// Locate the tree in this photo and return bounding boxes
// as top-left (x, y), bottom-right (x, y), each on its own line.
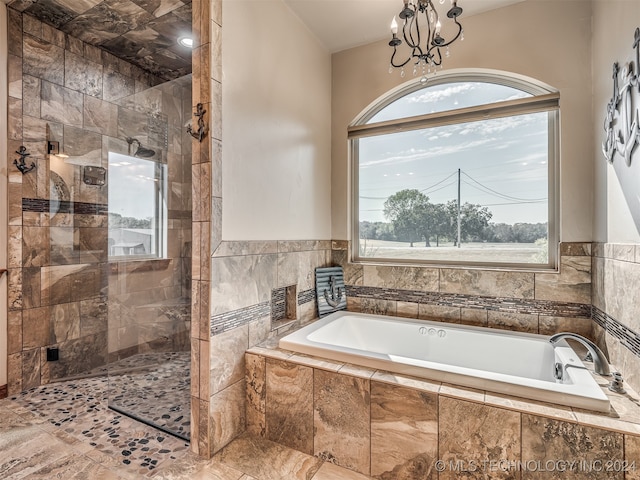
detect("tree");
top-left (441, 200), bottom-right (492, 245)
top-left (460, 203), bottom-right (492, 241)
top-left (383, 189), bottom-right (431, 247)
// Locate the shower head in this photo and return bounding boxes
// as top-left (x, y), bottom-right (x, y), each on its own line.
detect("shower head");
top-left (125, 137), bottom-right (156, 158)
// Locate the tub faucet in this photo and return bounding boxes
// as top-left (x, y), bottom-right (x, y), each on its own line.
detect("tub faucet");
top-left (549, 332), bottom-right (611, 376)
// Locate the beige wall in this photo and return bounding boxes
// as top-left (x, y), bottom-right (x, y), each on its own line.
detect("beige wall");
top-left (331, 0), bottom-right (594, 243)
top-left (1, 2), bottom-right (8, 389)
top-left (221, 0), bottom-right (332, 241)
top-left (592, 0), bottom-right (640, 242)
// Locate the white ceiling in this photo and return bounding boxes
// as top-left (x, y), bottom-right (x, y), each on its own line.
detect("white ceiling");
top-left (283, 0), bottom-right (525, 53)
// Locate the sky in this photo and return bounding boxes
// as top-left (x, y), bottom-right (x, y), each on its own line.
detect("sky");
top-left (358, 81), bottom-right (550, 225)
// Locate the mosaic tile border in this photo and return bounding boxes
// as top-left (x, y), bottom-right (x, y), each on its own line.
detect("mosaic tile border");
top-left (210, 302), bottom-right (271, 336)
top-left (297, 288), bottom-right (315, 306)
top-left (22, 198), bottom-right (108, 215)
top-left (592, 306), bottom-right (640, 359)
top-left (346, 285), bottom-right (591, 318)
top-left (271, 288), bottom-right (287, 322)
top-left (213, 288), bottom-right (318, 336)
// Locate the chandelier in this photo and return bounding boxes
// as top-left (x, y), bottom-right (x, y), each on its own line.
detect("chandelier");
top-left (388, 0), bottom-right (463, 79)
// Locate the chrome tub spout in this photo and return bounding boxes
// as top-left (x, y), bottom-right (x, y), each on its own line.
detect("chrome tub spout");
top-left (549, 332), bottom-right (611, 376)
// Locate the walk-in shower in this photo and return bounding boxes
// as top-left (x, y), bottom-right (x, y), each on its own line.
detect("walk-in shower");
top-left (5, 0), bottom-right (194, 442)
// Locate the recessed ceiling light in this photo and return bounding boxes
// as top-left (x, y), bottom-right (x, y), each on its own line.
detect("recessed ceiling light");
top-left (178, 36), bottom-right (193, 48)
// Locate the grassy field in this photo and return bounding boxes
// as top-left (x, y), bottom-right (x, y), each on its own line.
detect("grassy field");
top-left (358, 239), bottom-right (546, 264)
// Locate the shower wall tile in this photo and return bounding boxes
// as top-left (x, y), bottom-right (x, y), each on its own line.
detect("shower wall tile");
top-left (22, 34), bottom-right (64, 84)
top-left (8, 268), bottom-right (24, 310)
top-left (79, 296), bottom-right (108, 335)
top-left (439, 396), bottom-right (521, 480)
top-left (8, 8), bottom-right (23, 57)
top-left (7, 311), bottom-right (24, 355)
top-left (8, 97), bottom-right (23, 141)
top-left (40, 80), bottom-right (83, 127)
top-left (22, 227), bottom-right (50, 267)
top-left (8, 226), bottom-right (22, 269)
top-left (83, 95), bottom-right (118, 136)
top-left (521, 414), bottom-right (623, 480)
top-left (371, 381), bottom-right (438, 480)
top-left (313, 370), bottom-right (370, 475)
top-left (64, 50), bottom-right (103, 97)
top-left (22, 75), bottom-right (41, 117)
top-left (22, 306), bottom-right (50, 349)
top-left (22, 267), bottom-right (41, 309)
top-left (21, 348), bottom-right (41, 390)
top-left (265, 358), bottom-right (313, 455)
top-left (7, 353), bottom-right (22, 395)
top-left (8, 54), bottom-right (23, 99)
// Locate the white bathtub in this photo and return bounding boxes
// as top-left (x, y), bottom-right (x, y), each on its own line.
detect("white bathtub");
top-left (279, 311), bottom-right (610, 412)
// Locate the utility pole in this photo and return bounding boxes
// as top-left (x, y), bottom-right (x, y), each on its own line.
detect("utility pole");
top-left (457, 168), bottom-right (461, 248)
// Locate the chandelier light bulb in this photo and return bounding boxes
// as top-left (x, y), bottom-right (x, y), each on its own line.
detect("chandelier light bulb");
top-left (390, 17), bottom-right (398, 34)
top-left (435, 20), bottom-right (442, 34)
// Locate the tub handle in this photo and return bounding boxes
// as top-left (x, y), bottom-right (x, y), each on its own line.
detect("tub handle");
top-left (554, 362), bottom-right (563, 381)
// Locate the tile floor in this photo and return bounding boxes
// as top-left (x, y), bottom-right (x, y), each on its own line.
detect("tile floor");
top-left (0, 376), bottom-right (373, 479)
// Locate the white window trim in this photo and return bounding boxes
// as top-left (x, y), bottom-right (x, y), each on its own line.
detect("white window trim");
top-left (350, 69), bottom-right (560, 271)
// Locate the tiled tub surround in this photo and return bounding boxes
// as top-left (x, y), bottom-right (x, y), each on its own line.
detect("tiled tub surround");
top-left (331, 241), bottom-right (594, 338)
top-left (593, 243), bottom-right (640, 395)
top-left (247, 345), bottom-right (640, 480)
top-left (6, 8), bottom-right (193, 394)
top-left (200, 240), bottom-right (333, 457)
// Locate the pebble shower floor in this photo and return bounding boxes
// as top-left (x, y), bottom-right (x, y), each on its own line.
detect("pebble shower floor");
top-left (6, 353), bottom-right (191, 475)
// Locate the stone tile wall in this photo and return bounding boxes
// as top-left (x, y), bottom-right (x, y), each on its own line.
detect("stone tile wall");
top-left (6, 9), bottom-right (192, 393)
top-left (592, 243), bottom-right (640, 393)
top-left (332, 241), bottom-right (593, 338)
top-left (248, 350), bottom-right (639, 480)
top-left (202, 240), bottom-right (332, 456)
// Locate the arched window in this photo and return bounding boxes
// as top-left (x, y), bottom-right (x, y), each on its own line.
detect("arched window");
top-left (350, 71), bottom-right (559, 268)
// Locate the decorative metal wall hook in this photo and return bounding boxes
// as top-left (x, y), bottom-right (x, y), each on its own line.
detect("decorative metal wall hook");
top-left (602, 27), bottom-right (640, 166)
top-left (14, 146), bottom-right (36, 174)
top-left (323, 275), bottom-right (344, 308)
top-left (187, 103), bottom-right (209, 143)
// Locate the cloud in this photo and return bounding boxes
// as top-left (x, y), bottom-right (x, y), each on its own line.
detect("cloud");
top-left (408, 83), bottom-right (476, 103)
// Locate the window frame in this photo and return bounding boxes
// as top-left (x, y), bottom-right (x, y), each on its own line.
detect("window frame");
top-left (349, 70), bottom-right (560, 270)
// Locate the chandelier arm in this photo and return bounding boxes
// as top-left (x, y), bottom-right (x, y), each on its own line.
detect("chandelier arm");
top-left (436, 20), bottom-right (463, 48)
top-left (405, 8), bottom-right (419, 48)
top-left (390, 48), bottom-right (413, 68)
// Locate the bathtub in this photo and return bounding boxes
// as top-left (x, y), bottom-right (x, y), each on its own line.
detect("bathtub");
top-left (279, 311), bottom-right (610, 412)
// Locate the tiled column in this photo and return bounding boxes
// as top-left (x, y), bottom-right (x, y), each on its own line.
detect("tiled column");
top-left (190, 0), bottom-right (221, 458)
top-left (6, 7), bottom-right (24, 395)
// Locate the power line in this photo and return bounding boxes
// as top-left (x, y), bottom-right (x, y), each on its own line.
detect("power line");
top-left (461, 171), bottom-right (546, 202)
